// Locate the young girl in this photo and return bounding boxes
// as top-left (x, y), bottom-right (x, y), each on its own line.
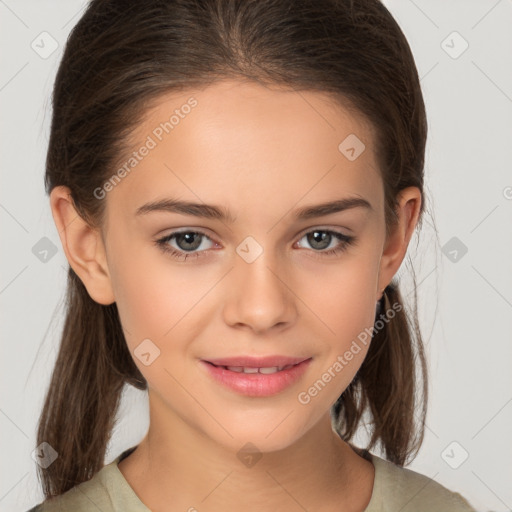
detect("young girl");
top-left (28, 0), bottom-right (477, 510)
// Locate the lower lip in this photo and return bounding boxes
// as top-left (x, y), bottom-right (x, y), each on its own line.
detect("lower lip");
top-left (199, 358), bottom-right (312, 397)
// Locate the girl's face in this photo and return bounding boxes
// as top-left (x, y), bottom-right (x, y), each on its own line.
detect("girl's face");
top-left (95, 79), bottom-right (411, 452)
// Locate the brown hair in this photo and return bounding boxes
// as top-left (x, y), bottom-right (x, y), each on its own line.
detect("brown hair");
top-left (37, 0), bottom-right (429, 499)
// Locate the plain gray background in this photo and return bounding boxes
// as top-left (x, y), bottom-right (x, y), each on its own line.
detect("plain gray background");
top-left (1, 1), bottom-right (511, 511)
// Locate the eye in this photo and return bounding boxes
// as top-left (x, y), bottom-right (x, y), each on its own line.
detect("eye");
top-left (155, 230), bottom-right (216, 261)
top-left (155, 228), bottom-right (356, 262)
top-left (295, 229), bottom-right (355, 257)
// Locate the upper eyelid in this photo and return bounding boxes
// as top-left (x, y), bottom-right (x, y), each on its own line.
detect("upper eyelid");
top-left (295, 225), bottom-right (352, 238)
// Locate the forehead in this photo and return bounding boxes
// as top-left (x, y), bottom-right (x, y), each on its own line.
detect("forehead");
top-left (105, 79), bottom-right (382, 221)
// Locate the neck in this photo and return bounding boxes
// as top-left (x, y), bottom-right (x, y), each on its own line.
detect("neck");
top-left (118, 393), bottom-right (374, 512)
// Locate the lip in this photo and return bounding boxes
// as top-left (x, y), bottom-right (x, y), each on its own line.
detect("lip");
top-left (199, 356), bottom-right (313, 397)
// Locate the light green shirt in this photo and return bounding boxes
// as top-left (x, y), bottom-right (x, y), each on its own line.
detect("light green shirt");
top-left (27, 446), bottom-right (477, 511)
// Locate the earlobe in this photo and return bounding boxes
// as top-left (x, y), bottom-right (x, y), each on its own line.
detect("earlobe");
top-left (377, 186), bottom-right (422, 296)
top-left (50, 186), bottom-right (115, 305)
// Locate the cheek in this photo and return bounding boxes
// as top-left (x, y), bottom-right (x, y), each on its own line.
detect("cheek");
top-left (109, 258), bottom-right (204, 389)
top-left (107, 242), bottom-right (197, 344)
top-left (295, 252), bottom-right (379, 339)
top-left (291, 251), bottom-right (379, 403)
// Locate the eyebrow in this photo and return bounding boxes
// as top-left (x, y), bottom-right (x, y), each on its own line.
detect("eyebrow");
top-left (135, 196), bottom-right (372, 223)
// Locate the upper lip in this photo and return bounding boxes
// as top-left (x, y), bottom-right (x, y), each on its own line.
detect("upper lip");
top-left (203, 355), bottom-right (311, 368)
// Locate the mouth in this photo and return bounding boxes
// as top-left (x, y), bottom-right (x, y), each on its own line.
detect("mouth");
top-left (199, 357), bottom-right (313, 397)
top-left (203, 355), bottom-right (310, 369)
top-left (204, 361), bottom-right (302, 374)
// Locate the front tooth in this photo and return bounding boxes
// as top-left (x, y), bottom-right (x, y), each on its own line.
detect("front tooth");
top-left (224, 366), bottom-right (285, 374)
top-left (226, 366), bottom-right (244, 372)
top-left (258, 366), bottom-right (279, 374)
top-left (242, 367), bottom-right (259, 373)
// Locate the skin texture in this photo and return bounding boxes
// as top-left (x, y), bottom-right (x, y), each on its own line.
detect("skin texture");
top-left (50, 79), bottom-right (421, 512)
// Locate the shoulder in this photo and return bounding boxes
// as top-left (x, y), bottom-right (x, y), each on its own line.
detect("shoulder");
top-left (368, 453), bottom-right (477, 512)
top-left (24, 466), bottom-right (113, 512)
top-left (26, 447), bottom-right (148, 512)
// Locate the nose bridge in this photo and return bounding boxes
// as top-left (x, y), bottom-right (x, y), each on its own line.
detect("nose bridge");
top-left (223, 236), bottom-right (296, 331)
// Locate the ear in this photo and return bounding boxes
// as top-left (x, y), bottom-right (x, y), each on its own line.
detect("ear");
top-left (50, 186), bottom-right (115, 305)
top-left (377, 186), bottom-right (422, 298)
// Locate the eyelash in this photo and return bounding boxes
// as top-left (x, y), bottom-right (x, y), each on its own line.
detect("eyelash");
top-left (155, 229), bottom-right (356, 262)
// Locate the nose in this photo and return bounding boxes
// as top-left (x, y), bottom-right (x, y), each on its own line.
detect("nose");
top-left (222, 248), bottom-right (297, 334)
